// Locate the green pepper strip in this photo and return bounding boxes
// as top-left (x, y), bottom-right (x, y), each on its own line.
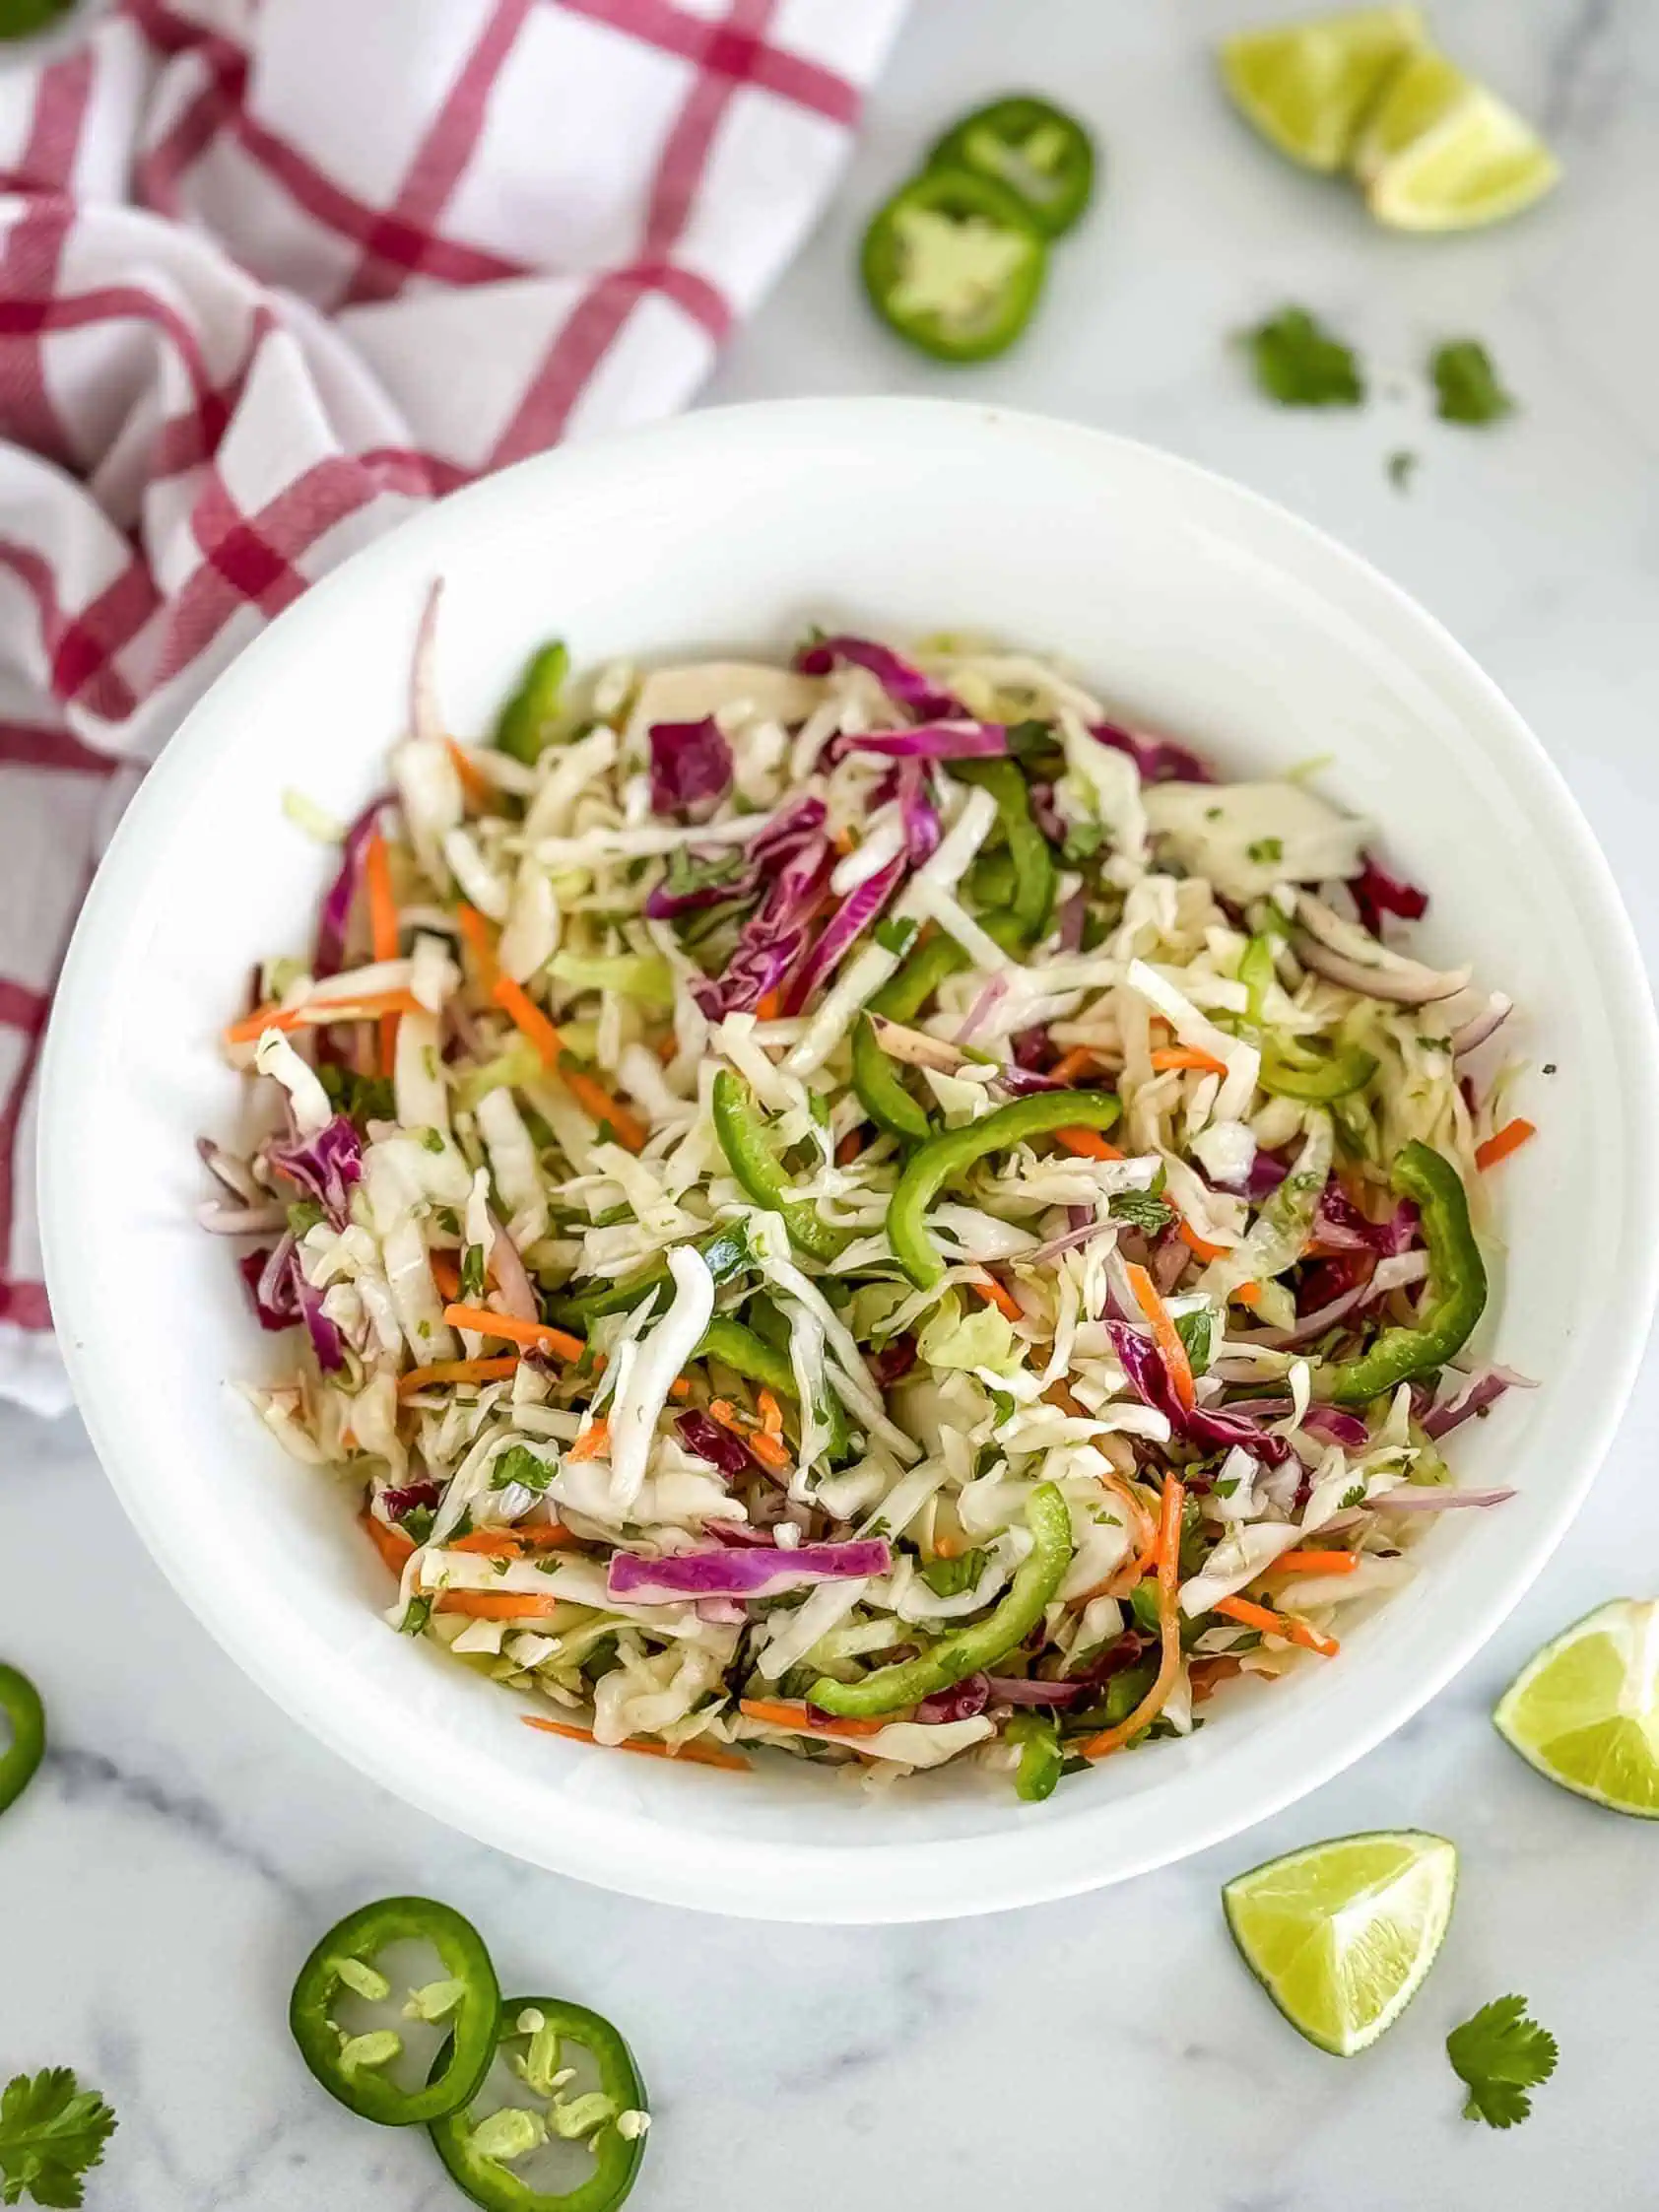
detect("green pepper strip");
top-left (888, 1090), bottom-right (1121, 1290)
top-left (852, 905), bottom-right (1034, 1144)
top-left (550, 1223), bottom-right (751, 1326)
top-left (711, 1071), bottom-right (848, 1263)
top-left (1238, 934), bottom-right (1277, 1031)
top-left (860, 166), bottom-right (1048, 365)
top-left (807, 1482), bottom-right (1074, 1719)
top-left (1316, 1141), bottom-right (1487, 1406)
top-left (928, 94), bottom-right (1097, 238)
top-left (0, 1663), bottom-right (44, 1817)
top-left (953, 759), bottom-right (1057, 941)
top-left (428, 1996), bottom-right (647, 2212)
top-left (697, 1315), bottom-right (852, 1464)
top-left (1007, 1711), bottom-right (1064, 1803)
top-left (495, 640), bottom-right (569, 765)
top-left (290, 1896), bottom-right (499, 2126)
top-left (1259, 1036), bottom-right (1378, 1103)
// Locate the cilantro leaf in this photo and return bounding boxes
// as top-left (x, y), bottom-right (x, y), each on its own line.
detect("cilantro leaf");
top-left (1246, 837), bottom-right (1283, 865)
top-left (1174, 1307), bottom-right (1215, 1374)
top-left (1109, 1187), bottom-right (1174, 1236)
top-left (1446, 1995), bottom-right (1558, 2128)
top-left (1386, 447), bottom-right (1419, 493)
top-left (1244, 307), bottom-right (1364, 408)
top-left (0, 2069), bottom-right (117, 2208)
top-left (874, 915), bottom-right (918, 957)
top-left (1430, 340), bottom-right (1514, 427)
top-left (491, 1443), bottom-right (553, 1495)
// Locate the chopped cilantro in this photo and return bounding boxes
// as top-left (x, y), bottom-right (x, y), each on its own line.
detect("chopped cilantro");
top-left (920, 1548), bottom-right (988, 1598)
top-left (1430, 339), bottom-right (1514, 427)
top-left (459, 1242), bottom-right (486, 1302)
top-left (287, 1199), bottom-right (326, 1237)
top-left (492, 1444), bottom-right (552, 1494)
top-left (0, 2068), bottom-right (117, 2209)
top-left (1244, 306), bottom-right (1364, 408)
top-left (1246, 837), bottom-right (1284, 865)
top-left (1110, 1187), bottom-right (1175, 1236)
top-left (1387, 447), bottom-right (1419, 492)
top-left (398, 1595), bottom-right (433, 1637)
top-left (875, 915), bottom-right (918, 957)
top-left (1446, 1996), bottom-right (1557, 2128)
top-left (1174, 1307), bottom-right (1215, 1374)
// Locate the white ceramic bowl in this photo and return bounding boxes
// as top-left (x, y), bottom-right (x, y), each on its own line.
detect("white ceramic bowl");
top-left (40, 398), bottom-right (1659, 1922)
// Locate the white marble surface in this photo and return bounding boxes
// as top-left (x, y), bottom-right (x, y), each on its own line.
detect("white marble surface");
top-left (7, 0), bottom-right (1659, 2204)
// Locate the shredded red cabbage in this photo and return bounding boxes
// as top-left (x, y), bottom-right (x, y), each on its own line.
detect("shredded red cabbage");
top-left (1108, 1320), bottom-right (1292, 1464)
top-left (871, 1336), bottom-right (916, 1388)
top-left (382, 1479), bottom-right (442, 1521)
top-left (1300, 1404), bottom-right (1371, 1450)
top-left (838, 722), bottom-right (1007, 762)
top-left (782, 852), bottom-right (905, 1016)
top-left (985, 1675), bottom-right (1088, 1707)
top-left (314, 794), bottom-right (393, 978)
top-left (891, 761), bottom-right (943, 864)
top-left (239, 1236), bottom-right (344, 1370)
top-left (675, 1409), bottom-right (753, 1478)
top-left (1313, 1181), bottom-right (1419, 1256)
top-left (645, 795), bottom-right (827, 921)
top-left (795, 635), bottom-right (962, 720)
top-left (607, 1537), bottom-right (891, 1602)
top-left (1091, 721), bottom-right (1213, 784)
top-left (690, 807), bottom-right (835, 1019)
top-left (267, 1112), bottom-right (363, 1229)
top-left (913, 1674), bottom-right (991, 1723)
top-left (1353, 851), bottom-right (1428, 936)
top-left (648, 717), bottom-right (733, 818)
top-left (1028, 780), bottom-right (1065, 845)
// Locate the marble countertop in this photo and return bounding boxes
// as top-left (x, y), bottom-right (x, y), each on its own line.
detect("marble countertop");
top-left (7, 0), bottom-right (1658, 2204)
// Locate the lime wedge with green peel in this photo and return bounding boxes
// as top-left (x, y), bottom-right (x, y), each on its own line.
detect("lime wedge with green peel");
top-left (1220, 7), bottom-right (1427, 172)
top-left (1359, 53), bottom-right (1560, 230)
top-left (1223, 1831), bottom-right (1458, 2055)
top-left (1493, 1599), bottom-right (1659, 1815)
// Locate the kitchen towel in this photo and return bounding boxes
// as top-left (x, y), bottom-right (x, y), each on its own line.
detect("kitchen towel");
top-left (0, 0), bottom-right (905, 1412)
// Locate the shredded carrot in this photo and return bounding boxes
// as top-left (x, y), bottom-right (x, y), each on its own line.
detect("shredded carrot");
top-left (756, 1388), bottom-right (784, 1439)
top-left (1475, 1117), bottom-right (1536, 1173)
top-left (434, 1589), bottom-right (566, 1619)
top-left (738, 1698), bottom-right (887, 1739)
top-left (932, 1534), bottom-right (962, 1561)
top-left (1189, 1655), bottom-right (1243, 1705)
top-left (363, 830), bottom-right (401, 1074)
top-left (1232, 1281), bottom-right (1262, 1308)
top-left (706, 1397), bottom-right (749, 1438)
top-left (1124, 1260), bottom-right (1196, 1412)
top-left (223, 988), bottom-right (424, 1047)
top-left (747, 1431), bottom-right (791, 1475)
top-left (522, 1714), bottom-right (749, 1771)
top-left (1055, 1127), bottom-right (1125, 1162)
top-left (1266, 1550), bottom-right (1359, 1577)
top-left (429, 1251), bottom-right (462, 1303)
top-left (446, 737), bottom-right (494, 809)
top-left (362, 1510), bottom-right (415, 1575)
top-left (397, 1355), bottom-right (519, 1398)
top-left (1050, 1045), bottom-right (1105, 1085)
top-left (971, 1274), bottom-right (1024, 1325)
top-left (449, 1524), bottom-right (575, 1556)
top-left (1176, 1218), bottom-right (1229, 1263)
top-left (440, 1305), bottom-right (586, 1362)
top-left (455, 902), bottom-right (500, 993)
top-left (1150, 1045), bottom-right (1228, 1078)
top-left (668, 1376), bottom-right (692, 1402)
top-left (564, 1067), bottom-right (648, 1153)
top-left (492, 970), bottom-right (564, 1062)
top-left (834, 1128), bottom-right (863, 1167)
top-left (1213, 1593), bottom-right (1339, 1657)
top-left (565, 1417), bottom-right (611, 1462)
top-left (1080, 1475), bottom-right (1185, 1759)
top-left (755, 988), bottom-right (784, 1021)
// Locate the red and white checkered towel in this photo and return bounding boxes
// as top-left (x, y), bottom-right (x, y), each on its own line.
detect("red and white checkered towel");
top-left (0, 0), bottom-right (904, 1412)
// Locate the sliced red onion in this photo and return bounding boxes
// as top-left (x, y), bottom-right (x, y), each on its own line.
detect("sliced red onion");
top-left (913, 1674), bottom-right (990, 1723)
top-left (838, 722), bottom-right (1007, 762)
top-left (1153, 1225), bottom-right (1187, 1296)
top-left (794, 635), bottom-right (962, 720)
top-left (1054, 888), bottom-right (1087, 953)
top-left (1300, 1404), bottom-right (1371, 1449)
top-left (985, 1675), bottom-right (1088, 1707)
top-left (997, 1066), bottom-right (1063, 1097)
top-left (649, 716), bottom-right (733, 817)
top-left (1029, 781), bottom-right (1066, 845)
top-left (198, 1197), bottom-right (289, 1236)
top-left (867, 1014), bottom-right (968, 1074)
top-left (955, 972), bottom-right (1008, 1045)
top-left (1293, 932), bottom-right (1470, 1005)
top-left (1025, 1218), bottom-right (1115, 1266)
top-left (410, 578), bottom-right (443, 746)
top-left (267, 1113), bottom-right (363, 1231)
top-left (608, 1538), bottom-right (891, 1603)
top-left (239, 1239), bottom-right (300, 1330)
top-left (1244, 1150), bottom-right (1290, 1199)
top-left (1352, 851), bottom-right (1428, 935)
top-left (197, 1135), bottom-right (263, 1204)
top-left (1372, 1485), bottom-right (1516, 1511)
top-left (314, 793), bottom-right (394, 978)
top-left (1091, 720), bottom-right (1213, 785)
top-left (782, 851), bottom-right (905, 1015)
top-left (1451, 993), bottom-right (1513, 1058)
top-left (486, 1214), bottom-right (540, 1322)
top-left (677, 1409), bottom-right (753, 1479)
top-left (1422, 1366), bottom-right (1534, 1440)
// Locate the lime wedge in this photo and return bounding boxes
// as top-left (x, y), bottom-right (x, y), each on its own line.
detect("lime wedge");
top-left (1360, 52), bottom-right (1560, 229)
top-left (1493, 1599), bottom-right (1659, 1815)
top-left (1223, 1831), bottom-right (1458, 2055)
top-left (1220, 7), bottom-right (1427, 173)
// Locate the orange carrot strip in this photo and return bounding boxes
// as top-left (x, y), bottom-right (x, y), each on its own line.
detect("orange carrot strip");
top-left (362, 1510), bottom-right (415, 1575)
top-left (492, 971), bottom-right (564, 1062)
top-left (1214, 1593), bottom-right (1340, 1657)
top-left (364, 830), bottom-right (401, 1074)
top-left (1177, 1218), bottom-right (1229, 1263)
top-left (563, 1067), bottom-right (648, 1154)
top-left (1050, 1045), bottom-right (1105, 1085)
top-left (522, 1715), bottom-right (749, 1771)
top-left (1055, 1127), bottom-right (1125, 1162)
top-left (747, 1431), bottom-right (791, 1475)
top-left (397, 1355), bottom-right (519, 1398)
top-left (738, 1698), bottom-right (887, 1740)
top-left (1124, 1260), bottom-right (1196, 1412)
top-left (932, 1534), bottom-right (962, 1562)
top-left (835, 1128), bottom-right (863, 1167)
top-left (1080, 1475), bottom-right (1185, 1759)
top-left (565, 1417), bottom-right (611, 1463)
top-left (456, 902), bottom-right (500, 992)
top-left (972, 1274), bottom-right (1024, 1324)
top-left (429, 1251), bottom-right (462, 1303)
top-left (1150, 1045), bottom-right (1228, 1077)
top-left (1266, 1551), bottom-right (1359, 1577)
top-left (440, 1306), bottom-right (586, 1363)
top-left (449, 1524), bottom-right (575, 1557)
top-left (1475, 1117), bottom-right (1536, 1173)
top-left (224, 989), bottom-right (424, 1046)
top-left (434, 1589), bottom-right (565, 1619)
top-left (1232, 1281), bottom-right (1262, 1308)
top-left (756, 1388), bottom-right (784, 1440)
top-left (446, 737), bottom-right (494, 809)
top-left (755, 988), bottom-right (784, 1021)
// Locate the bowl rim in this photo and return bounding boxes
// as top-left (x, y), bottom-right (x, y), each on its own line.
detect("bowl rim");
top-left (39, 396), bottom-right (1659, 1920)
